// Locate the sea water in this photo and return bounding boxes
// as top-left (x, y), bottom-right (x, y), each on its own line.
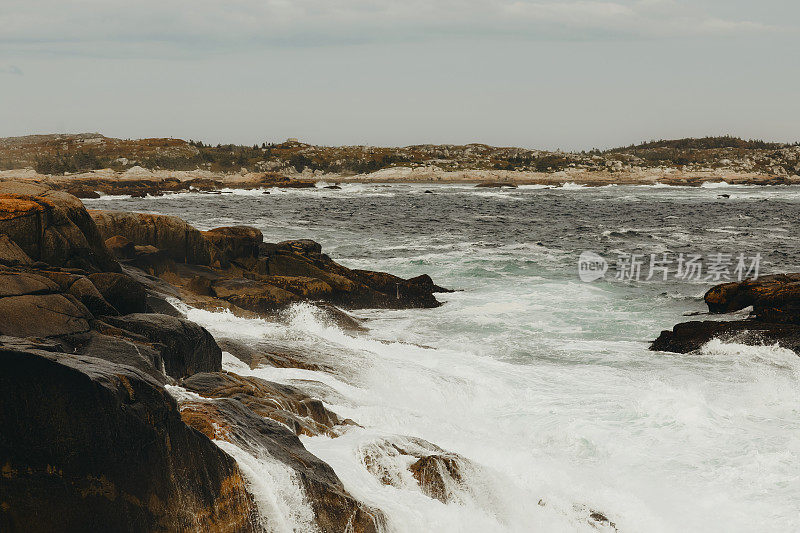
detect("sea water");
top-left (88, 183), bottom-right (800, 532)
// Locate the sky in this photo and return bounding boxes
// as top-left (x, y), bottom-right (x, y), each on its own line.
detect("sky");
top-left (1, 0), bottom-right (798, 150)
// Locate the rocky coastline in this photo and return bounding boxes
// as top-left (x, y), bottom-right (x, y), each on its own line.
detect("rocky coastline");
top-left (1, 133), bottom-right (799, 192)
top-left (0, 181), bottom-right (466, 532)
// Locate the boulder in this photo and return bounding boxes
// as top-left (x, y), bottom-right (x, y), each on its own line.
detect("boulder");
top-left (76, 329), bottom-right (168, 384)
top-left (0, 269), bottom-right (59, 296)
top-left (104, 235), bottom-right (136, 260)
top-left (650, 319), bottom-right (800, 355)
top-left (104, 313), bottom-right (222, 380)
top-left (0, 292), bottom-right (92, 338)
top-left (64, 185), bottom-right (100, 199)
top-left (203, 226), bottom-right (263, 263)
top-left (89, 210), bottom-right (212, 265)
top-left (130, 245), bottom-right (176, 275)
top-left (88, 272), bottom-right (147, 315)
top-left (0, 186), bottom-right (119, 272)
top-left (353, 270), bottom-right (445, 308)
top-left (277, 239), bottom-right (323, 256)
top-left (704, 274), bottom-right (800, 313)
top-left (360, 436), bottom-right (470, 504)
top-left (751, 283), bottom-right (800, 324)
top-left (0, 345), bottom-right (262, 532)
top-left (68, 275), bottom-right (119, 316)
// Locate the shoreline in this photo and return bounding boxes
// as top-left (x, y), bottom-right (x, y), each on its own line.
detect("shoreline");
top-left (0, 167), bottom-right (797, 198)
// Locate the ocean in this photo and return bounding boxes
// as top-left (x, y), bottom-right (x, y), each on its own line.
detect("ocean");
top-left (87, 183), bottom-right (800, 532)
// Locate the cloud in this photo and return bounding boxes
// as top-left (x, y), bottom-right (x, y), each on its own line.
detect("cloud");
top-left (0, 0), bottom-right (777, 56)
top-left (0, 65), bottom-right (23, 75)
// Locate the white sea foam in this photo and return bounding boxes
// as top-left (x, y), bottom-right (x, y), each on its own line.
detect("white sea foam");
top-left (215, 440), bottom-right (319, 533)
top-left (94, 186), bottom-right (800, 532)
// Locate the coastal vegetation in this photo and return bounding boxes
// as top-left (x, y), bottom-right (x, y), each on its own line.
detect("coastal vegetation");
top-left (1, 133), bottom-right (798, 178)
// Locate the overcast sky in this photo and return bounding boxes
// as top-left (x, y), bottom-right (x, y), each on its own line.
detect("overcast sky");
top-left (1, 0), bottom-right (797, 150)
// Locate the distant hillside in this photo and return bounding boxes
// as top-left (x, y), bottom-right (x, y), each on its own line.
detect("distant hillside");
top-left (1, 133), bottom-right (798, 178)
top-left (605, 136), bottom-right (787, 152)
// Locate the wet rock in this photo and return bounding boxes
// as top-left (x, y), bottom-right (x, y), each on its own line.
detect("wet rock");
top-left (145, 293), bottom-right (182, 317)
top-left (650, 319), bottom-right (800, 355)
top-left (179, 397), bottom-right (384, 533)
top-left (353, 270), bottom-right (445, 308)
top-left (216, 337), bottom-right (325, 371)
top-left (104, 313), bottom-right (222, 379)
top-left (76, 329), bottom-right (168, 383)
top-left (88, 272), bottom-right (148, 314)
top-left (360, 436), bottom-right (470, 504)
top-left (68, 275), bottom-right (119, 316)
top-left (91, 211), bottom-right (447, 310)
top-left (311, 302), bottom-right (368, 332)
top-left (0, 345), bottom-right (262, 532)
top-left (181, 371), bottom-right (344, 437)
top-left (410, 455), bottom-right (465, 503)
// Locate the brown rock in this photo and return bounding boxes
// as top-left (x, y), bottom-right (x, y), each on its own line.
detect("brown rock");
top-left (0, 293), bottom-right (92, 337)
top-left (0, 345), bottom-right (263, 532)
top-left (704, 274), bottom-right (800, 314)
top-left (0, 269), bottom-right (59, 296)
top-left (360, 436), bottom-right (469, 504)
top-left (0, 186), bottom-right (119, 272)
top-left (203, 226), bottom-right (263, 263)
top-left (104, 234), bottom-right (136, 260)
top-left (65, 185), bottom-right (100, 199)
top-left (264, 275), bottom-right (333, 299)
top-left (179, 396), bottom-right (384, 533)
top-left (181, 371), bottom-right (343, 437)
top-left (88, 272), bottom-right (147, 315)
top-left (104, 313), bottom-right (222, 380)
top-left (90, 209), bottom-right (212, 265)
top-left (0, 235), bottom-right (32, 265)
top-left (650, 319), bottom-right (800, 355)
top-left (212, 278), bottom-right (300, 313)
